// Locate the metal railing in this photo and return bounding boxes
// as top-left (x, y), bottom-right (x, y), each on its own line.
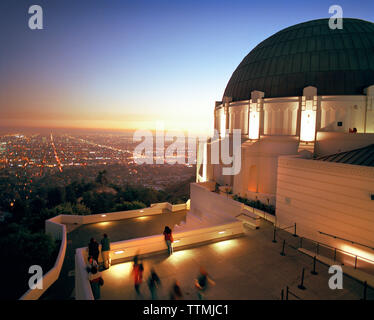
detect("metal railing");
top-left (318, 231), bottom-right (374, 251)
top-left (271, 222), bottom-right (374, 272)
top-left (299, 236), bottom-right (374, 269)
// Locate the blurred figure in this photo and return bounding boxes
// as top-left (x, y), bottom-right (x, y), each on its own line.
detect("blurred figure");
top-left (100, 233), bottom-right (111, 269)
top-left (88, 266), bottom-right (103, 300)
top-left (86, 255), bottom-right (98, 273)
top-left (170, 280), bottom-right (183, 300)
top-left (194, 266), bottom-right (215, 300)
top-left (88, 238), bottom-right (99, 264)
top-left (132, 259), bottom-right (144, 295)
top-left (147, 268), bottom-right (161, 300)
top-left (163, 226), bottom-right (173, 255)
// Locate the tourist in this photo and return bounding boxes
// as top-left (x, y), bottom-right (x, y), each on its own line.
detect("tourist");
top-left (169, 280), bottom-right (183, 300)
top-left (194, 266), bottom-right (215, 300)
top-left (88, 266), bottom-right (104, 300)
top-left (163, 226), bottom-right (174, 255)
top-left (101, 233), bottom-right (111, 269)
top-left (132, 259), bottom-right (144, 295)
top-left (147, 268), bottom-right (161, 300)
top-left (88, 238), bottom-right (99, 264)
top-left (86, 255), bottom-right (98, 273)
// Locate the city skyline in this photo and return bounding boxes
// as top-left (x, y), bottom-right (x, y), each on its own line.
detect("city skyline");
top-left (1, 0), bottom-right (373, 135)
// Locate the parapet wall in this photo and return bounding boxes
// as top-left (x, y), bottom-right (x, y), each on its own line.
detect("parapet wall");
top-left (19, 201), bottom-right (187, 300)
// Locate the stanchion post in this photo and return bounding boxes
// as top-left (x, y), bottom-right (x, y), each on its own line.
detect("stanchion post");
top-left (281, 289), bottom-right (284, 300)
top-left (280, 240), bottom-right (286, 256)
top-left (272, 228), bottom-right (277, 243)
top-left (286, 286), bottom-right (289, 300)
top-left (293, 223), bottom-right (297, 237)
top-left (298, 268), bottom-right (306, 290)
top-left (362, 281), bottom-right (367, 300)
top-left (311, 256), bottom-right (318, 275)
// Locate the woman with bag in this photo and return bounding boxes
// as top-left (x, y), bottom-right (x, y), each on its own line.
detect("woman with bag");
top-left (88, 266), bottom-right (104, 299)
top-left (163, 226), bottom-right (174, 255)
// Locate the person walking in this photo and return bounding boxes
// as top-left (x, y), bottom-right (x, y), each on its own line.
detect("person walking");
top-left (147, 268), bottom-right (161, 300)
top-left (88, 266), bottom-right (104, 300)
top-left (101, 233), bottom-right (111, 269)
top-left (194, 266), bottom-right (215, 300)
top-left (163, 226), bottom-right (174, 255)
top-left (132, 259), bottom-right (144, 295)
top-left (169, 280), bottom-right (183, 300)
top-left (88, 238), bottom-right (100, 264)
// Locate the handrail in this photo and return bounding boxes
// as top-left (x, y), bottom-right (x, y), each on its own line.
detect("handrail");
top-left (318, 231), bottom-right (374, 251)
top-left (300, 235), bottom-right (374, 265)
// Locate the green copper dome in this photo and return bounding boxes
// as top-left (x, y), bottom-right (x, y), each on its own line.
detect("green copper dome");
top-left (223, 18), bottom-right (374, 101)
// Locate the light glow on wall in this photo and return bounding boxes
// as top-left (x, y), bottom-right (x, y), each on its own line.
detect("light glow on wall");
top-left (248, 107), bottom-right (260, 140)
top-left (300, 99), bottom-right (317, 142)
top-left (340, 244), bottom-right (374, 264)
top-left (109, 262), bottom-right (133, 279)
top-left (212, 239), bottom-right (238, 252)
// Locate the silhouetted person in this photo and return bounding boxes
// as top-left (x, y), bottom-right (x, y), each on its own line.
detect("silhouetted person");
top-left (194, 266), bottom-right (215, 300)
top-left (88, 266), bottom-right (103, 300)
top-left (88, 238), bottom-right (99, 263)
top-left (86, 255), bottom-right (98, 273)
top-left (147, 268), bottom-right (161, 300)
top-left (132, 259), bottom-right (144, 295)
top-left (101, 233), bottom-right (111, 269)
top-left (163, 226), bottom-right (173, 255)
top-left (170, 280), bottom-right (183, 300)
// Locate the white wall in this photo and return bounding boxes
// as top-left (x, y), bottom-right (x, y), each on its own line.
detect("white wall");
top-left (276, 155), bottom-right (374, 256)
top-left (20, 220), bottom-right (67, 300)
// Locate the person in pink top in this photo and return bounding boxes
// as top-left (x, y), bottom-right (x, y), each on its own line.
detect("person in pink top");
top-left (163, 226), bottom-right (173, 255)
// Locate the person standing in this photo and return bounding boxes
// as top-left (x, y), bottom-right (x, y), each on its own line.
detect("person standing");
top-left (194, 266), bottom-right (215, 300)
top-left (163, 226), bottom-right (173, 255)
top-left (101, 233), bottom-right (111, 269)
top-left (88, 266), bottom-right (103, 300)
top-left (88, 238), bottom-right (99, 264)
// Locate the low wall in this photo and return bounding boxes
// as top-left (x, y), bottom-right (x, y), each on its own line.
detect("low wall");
top-left (57, 202), bottom-right (186, 226)
top-left (19, 201), bottom-right (187, 300)
top-left (75, 220), bottom-right (243, 300)
top-left (19, 219), bottom-right (67, 300)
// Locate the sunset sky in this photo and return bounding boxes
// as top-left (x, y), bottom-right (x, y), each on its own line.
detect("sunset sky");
top-left (1, 0), bottom-right (373, 134)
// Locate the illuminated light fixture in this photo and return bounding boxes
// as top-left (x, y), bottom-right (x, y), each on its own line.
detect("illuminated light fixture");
top-left (174, 240), bottom-right (180, 243)
top-left (140, 210), bottom-right (144, 213)
top-left (220, 109), bottom-right (226, 138)
top-left (218, 231), bottom-right (225, 234)
top-left (114, 250), bottom-right (124, 254)
top-left (101, 214), bottom-right (107, 217)
top-left (248, 105), bottom-right (260, 140)
top-left (300, 98), bottom-right (317, 142)
top-left (137, 216), bottom-right (148, 220)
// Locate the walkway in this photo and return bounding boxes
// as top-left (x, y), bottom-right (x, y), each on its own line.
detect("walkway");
top-left (99, 220), bottom-right (374, 300)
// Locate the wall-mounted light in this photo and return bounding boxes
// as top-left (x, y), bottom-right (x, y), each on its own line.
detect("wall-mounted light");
top-left (114, 250), bottom-right (124, 254)
top-left (174, 240), bottom-right (180, 243)
top-left (101, 214), bottom-right (107, 217)
top-left (218, 231), bottom-right (225, 234)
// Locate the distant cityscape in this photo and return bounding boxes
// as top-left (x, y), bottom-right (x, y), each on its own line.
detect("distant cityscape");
top-left (0, 131), bottom-right (196, 191)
